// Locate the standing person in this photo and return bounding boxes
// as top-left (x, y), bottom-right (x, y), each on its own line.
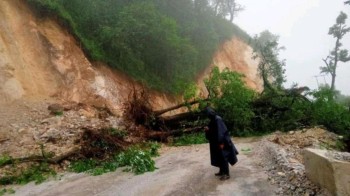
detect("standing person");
top-left (204, 107), bottom-right (239, 180)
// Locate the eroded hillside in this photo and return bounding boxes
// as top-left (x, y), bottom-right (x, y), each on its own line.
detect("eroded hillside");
top-left (0, 0), bottom-right (262, 115)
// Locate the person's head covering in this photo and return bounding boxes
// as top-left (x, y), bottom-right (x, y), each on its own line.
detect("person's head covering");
top-left (204, 107), bottom-right (216, 119)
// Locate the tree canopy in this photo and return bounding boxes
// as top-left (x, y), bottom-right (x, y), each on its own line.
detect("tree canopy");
top-left (252, 30), bottom-right (286, 91)
top-left (321, 12), bottom-right (350, 92)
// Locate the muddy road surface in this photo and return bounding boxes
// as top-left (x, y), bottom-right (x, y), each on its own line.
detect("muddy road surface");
top-left (14, 138), bottom-right (277, 196)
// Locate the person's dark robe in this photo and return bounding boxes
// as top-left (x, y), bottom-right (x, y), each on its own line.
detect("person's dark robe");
top-left (205, 115), bottom-right (238, 167)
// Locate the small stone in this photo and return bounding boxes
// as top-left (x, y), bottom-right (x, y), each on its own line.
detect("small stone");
top-left (277, 172), bottom-right (286, 176)
top-left (48, 104), bottom-right (64, 114)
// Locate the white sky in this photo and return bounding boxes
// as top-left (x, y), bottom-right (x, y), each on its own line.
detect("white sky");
top-left (235, 0), bottom-right (350, 95)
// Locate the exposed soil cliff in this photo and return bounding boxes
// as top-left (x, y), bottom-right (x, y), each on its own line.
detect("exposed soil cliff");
top-left (197, 37), bottom-right (263, 96)
top-left (0, 0), bottom-right (262, 116)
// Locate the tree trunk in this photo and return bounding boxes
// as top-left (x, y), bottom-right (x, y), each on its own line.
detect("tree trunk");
top-left (0, 147), bottom-right (80, 167)
top-left (154, 99), bottom-right (206, 116)
top-left (331, 38), bottom-right (340, 91)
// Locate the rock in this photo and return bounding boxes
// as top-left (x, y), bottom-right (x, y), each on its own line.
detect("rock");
top-left (40, 128), bottom-right (61, 141)
top-left (41, 116), bottom-right (63, 126)
top-left (289, 131), bottom-right (295, 135)
top-left (48, 104), bottom-right (64, 114)
top-left (277, 172), bottom-right (286, 177)
top-left (78, 108), bottom-right (96, 118)
top-left (19, 135), bottom-right (35, 146)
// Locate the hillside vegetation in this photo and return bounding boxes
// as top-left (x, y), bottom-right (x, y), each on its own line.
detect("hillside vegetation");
top-left (27, 0), bottom-right (250, 94)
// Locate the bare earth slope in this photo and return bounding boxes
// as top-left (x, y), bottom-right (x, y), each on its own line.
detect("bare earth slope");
top-left (0, 0), bottom-right (262, 112)
top-left (14, 139), bottom-right (277, 196)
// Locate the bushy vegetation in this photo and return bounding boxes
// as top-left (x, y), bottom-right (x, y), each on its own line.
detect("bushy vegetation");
top-left (310, 87), bottom-right (350, 136)
top-left (70, 142), bottom-right (160, 175)
top-left (26, 0), bottom-right (250, 94)
top-left (0, 188), bottom-right (15, 196)
top-left (205, 67), bottom-right (256, 135)
top-left (202, 68), bottom-right (350, 141)
top-left (172, 133), bottom-right (208, 146)
top-left (0, 162), bottom-right (56, 185)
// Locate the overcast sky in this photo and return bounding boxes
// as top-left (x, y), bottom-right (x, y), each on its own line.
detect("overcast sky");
top-left (234, 0), bottom-right (350, 95)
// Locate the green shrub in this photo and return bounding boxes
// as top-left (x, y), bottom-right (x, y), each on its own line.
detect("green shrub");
top-left (173, 133), bottom-right (207, 146)
top-left (69, 144), bottom-right (159, 176)
top-left (114, 147), bottom-right (156, 175)
top-left (0, 163), bottom-right (56, 185)
top-left (69, 159), bottom-right (98, 173)
top-left (0, 155), bottom-right (12, 167)
top-left (310, 87), bottom-right (350, 137)
top-left (0, 188), bottom-right (15, 196)
top-left (205, 67), bottom-right (256, 135)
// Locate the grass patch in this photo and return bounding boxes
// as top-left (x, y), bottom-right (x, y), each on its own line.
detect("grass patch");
top-left (0, 155), bottom-right (12, 167)
top-left (240, 148), bottom-right (252, 154)
top-left (172, 133), bottom-right (208, 146)
top-left (0, 188), bottom-right (15, 196)
top-left (0, 162), bottom-right (56, 185)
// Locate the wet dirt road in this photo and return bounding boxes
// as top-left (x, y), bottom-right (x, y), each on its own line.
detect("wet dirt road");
top-left (14, 138), bottom-right (277, 196)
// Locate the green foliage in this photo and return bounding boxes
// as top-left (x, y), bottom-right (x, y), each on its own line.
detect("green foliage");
top-left (107, 128), bottom-right (128, 139)
top-left (114, 147), bottom-right (156, 175)
top-left (253, 30), bottom-right (286, 90)
top-left (183, 83), bottom-right (199, 102)
top-left (0, 188), bottom-right (15, 196)
top-left (173, 133), bottom-right (208, 146)
top-left (320, 12), bottom-right (350, 91)
top-left (26, 0), bottom-right (250, 94)
top-left (209, 0), bottom-right (244, 22)
top-left (310, 87), bottom-right (350, 136)
top-left (205, 67), bottom-right (256, 134)
top-left (69, 144), bottom-right (159, 176)
top-left (69, 159), bottom-right (98, 173)
top-left (144, 141), bottom-right (161, 157)
top-left (0, 163), bottom-right (56, 185)
top-left (252, 90), bottom-right (312, 133)
top-left (0, 155), bottom-right (11, 167)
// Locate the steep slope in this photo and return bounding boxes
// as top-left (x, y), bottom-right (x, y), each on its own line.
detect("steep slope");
top-left (197, 37), bottom-right (263, 95)
top-left (0, 0), bottom-right (180, 116)
top-left (0, 0), bottom-right (261, 115)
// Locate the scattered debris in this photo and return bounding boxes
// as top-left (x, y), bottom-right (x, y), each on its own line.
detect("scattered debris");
top-left (255, 127), bottom-right (341, 196)
top-left (325, 151), bottom-right (350, 162)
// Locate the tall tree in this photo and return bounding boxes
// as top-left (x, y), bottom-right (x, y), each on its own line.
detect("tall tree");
top-left (253, 31), bottom-right (286, 91)
top-left (210, 0), bottom-right (244, 22)
top-left (321, 12), bottom-right (350, 91)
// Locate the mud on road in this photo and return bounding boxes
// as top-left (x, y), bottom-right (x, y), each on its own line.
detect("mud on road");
top-left (14, 138), bottom-right (276, 196)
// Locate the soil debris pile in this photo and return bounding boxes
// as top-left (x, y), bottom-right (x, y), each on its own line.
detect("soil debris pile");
top-left (0, 101), bottom-right (141, 183)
